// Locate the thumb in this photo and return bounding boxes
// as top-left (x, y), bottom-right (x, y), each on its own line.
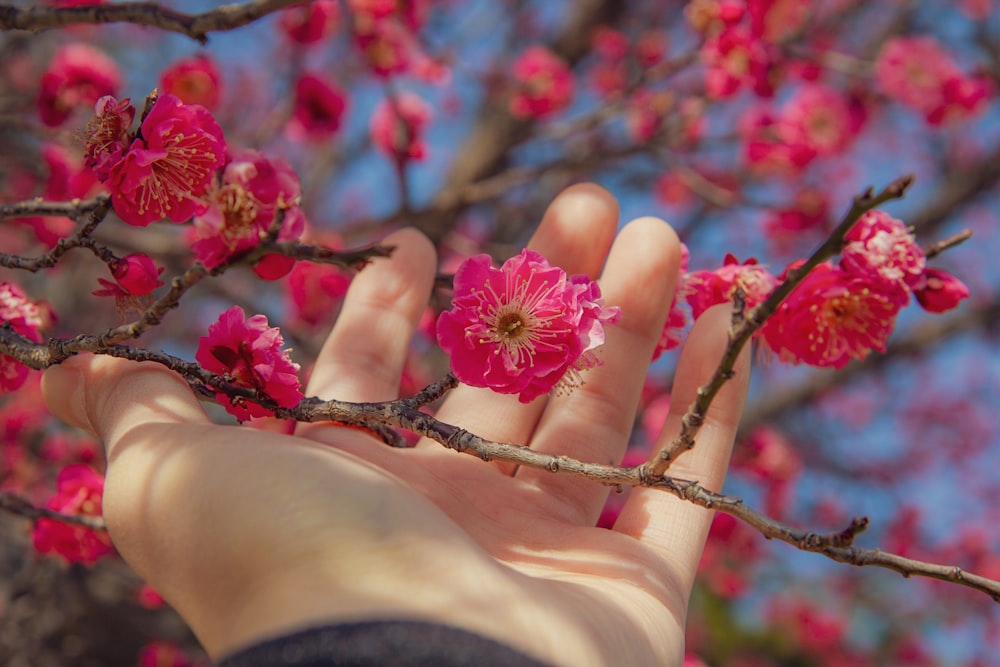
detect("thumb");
top-left (42, 354), bottom-right (211, 455)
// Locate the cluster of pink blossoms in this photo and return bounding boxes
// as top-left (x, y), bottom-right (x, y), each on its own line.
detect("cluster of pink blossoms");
top-left (509, 46), bottom-right (575, 119)
top-left (31, 464), bottom-right (113, 565)
top-left (191, 150), bottom-right (307, 279)
top-left (0, 282), bottom-right (50, 393)
top-left (437, 250), bottom-right (620, 403)
top-left (84, 93), bottom-right (226, 226)
top-left (196, 306), bottom-right (303, 421)
top-left (667, 210), bottom-right (968, 369)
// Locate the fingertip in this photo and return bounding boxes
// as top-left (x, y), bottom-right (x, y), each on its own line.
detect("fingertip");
top-left (531, 183), bottom-right (619, 277)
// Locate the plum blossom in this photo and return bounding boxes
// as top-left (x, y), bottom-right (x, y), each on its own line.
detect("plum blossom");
top-left (0, 282), bottom-right (49, 393)
top-left (31, 464), bottom-right (113, 565)
top-left (83, 95), bottom-right (135, 181)
top-left (280, 0), bottom-right (339, 44)
top-left (370, 92), bottom-right (432, 162)
top-left (105, 94), bottom-right (226, 226)
top-left (436, 249), bottom-right (620, 403)
top-left (761, 262), bottom-right (904, 369)
top-left (196, 306), bottom-right (303, 421)
top-left (93, 253), bottom-right (164, 298)
top-left (509, 47), bottom-right (575, 118)
top-left (37, 43), bottom-right (121, 127)
top-left (840, 210), bottom-right (925, 299)
top-left (191, 150), bottom-right (306, 276)
top-left (684, 253), bottom-right (778, 320)
top-left (912, 267), bottom-right (969, 313)
top-left (701, 26), bottom-right (773, 99)
top-left (289, 73), bottom-right (347, 137)
top-left (160, 54), bottom-right (223, 110)
top-left (652, 243), bottom-right (690, 360)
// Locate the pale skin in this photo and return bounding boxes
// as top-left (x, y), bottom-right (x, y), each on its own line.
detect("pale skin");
top-left (42, 184), bottom-right (750, 667)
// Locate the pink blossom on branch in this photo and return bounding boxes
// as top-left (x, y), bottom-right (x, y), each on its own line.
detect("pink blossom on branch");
top-left (370, 91), bottom-right (432, 162)
top-left (105, 94), bottom-right (226, 226)
top-left (509, 46), bottom-right (575, 119)
top-left (840, 209), bottom-right (925, 299)
top-left (912, 267), bottom-right (970, 313)
top-left (196, 306), bottom-right (303, 421)
top-left (92, 253), bottom-right (164, 298)
top-left (83, 95), bottom-right (135, 182)
top-left (761, 262), bottom-right (904, 369)
top-left (31, 464), bottom-right (113, 565)
top-left (288, 73), bottom-right (348, 138)
top-left (436, 249), bottom-right (620, 403)
top-left (191, 150), bottom-right (307, 275)
top-left (159, 54), bottom-right (223, 110)
top-left (685, 253), bottom-right (779, 320)
top-left (0, 281), bottom-right (50, 393)
top-left (37, 43), bottom-right (121, 127)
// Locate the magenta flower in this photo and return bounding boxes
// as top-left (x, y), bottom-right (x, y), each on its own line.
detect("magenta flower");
top-left (192, 150), bottom-right (306, 273)
top-left (106, 93), bottom-right (226, 226)
top-left (684, 253), bottom-right (778, 320)
top-left (288, 73), bottom-right (347, 138)
top-left (370, 91), bottom-right (432, 162)
top-left (32, 464), bottom-right (114, 565)
top-left (196, 306), bottom-right (303, 421)
top-left (93, 253), bottom-right (164, 298)
top-left (37, 43), bottom-right (121, 128)
top-left (436, 249), bottom-right (621, 403)
top-left (509, 46), bottom-right (575, 118)
top-left (0, 281), bottom-right (49, 393)
top-left (160, 54), bottom-right (223, 110)
top-left (761, 262), bottom-right (904, 369)
top-left (83, 95), bottom-right (136, 182)
top-left (840, 210), bottom-right (925, 299)
top-left (913, 267), bottom-right (970, 313)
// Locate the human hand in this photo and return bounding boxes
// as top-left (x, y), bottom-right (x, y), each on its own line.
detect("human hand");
top-left (42, 184), bottom-right (750, 667)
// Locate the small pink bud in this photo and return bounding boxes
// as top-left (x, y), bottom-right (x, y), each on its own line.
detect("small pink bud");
top-left (111, 254), bottom-right (164, 296)
top-left (914, 267), bottom-right (969, 313)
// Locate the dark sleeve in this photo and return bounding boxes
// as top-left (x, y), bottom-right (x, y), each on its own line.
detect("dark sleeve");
top-left (214, 620), bottom-right (556, 667)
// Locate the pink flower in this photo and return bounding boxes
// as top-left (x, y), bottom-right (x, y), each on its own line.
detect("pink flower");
top-left (285, 258), bottom-right (353, 329)
top-left (83, 95), bottom-right (135, 182)
top-left (92, 253), bottom-right (164, 298)
top-left (873, 36), bottom-right (990, 125)
top-left (370, 92), bottom-right (432, 162)
top-left (701, 26), bottom-right (773, 99)
top-left (509, 46), bottom-right (575, 118)
top-left (37, 43), bottom-right (121, 127)
top-left (160, 54), bottom-right (223, 110)
top-left (840, 210), bottom-right (925, 298)
top-left (436, 249), bottom-right (620, 403)
top-left (196, 306), bottom-right (303, 421)
top-left (192, 150), bottom-right (306, 272)
top-left (0, 281), bottom-right (49, 393)
top-left (747, 0), bottom-right (811, 44)
top-left (762, 262), bottom-right (904, 369)
top-left (913, 267), bottom-right (969, 313)
top-left (684, 253), bottom-right (778, 320)
top-left (280, 0), bottom-right (339, 44)
top-left (652, 243), bottom-right (690, 361)
top-left (289, 73), bottom-right (347, 137)
top-left (106, 94), bottom-right (226, 226)
top-left (31, 464), bottom-right (114, 565)
top-left (781, 84), bottom-right (864, 156)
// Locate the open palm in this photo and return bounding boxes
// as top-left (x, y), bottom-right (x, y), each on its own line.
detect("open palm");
top-left (43, 184), bottom-right (749, 667)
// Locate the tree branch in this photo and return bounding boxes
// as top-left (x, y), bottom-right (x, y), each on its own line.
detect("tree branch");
top-left (0, 0), bottom-right (303, 44)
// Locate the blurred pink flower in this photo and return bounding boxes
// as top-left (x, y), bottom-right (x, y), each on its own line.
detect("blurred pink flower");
top-left (280, 0), bottom-right (339, 44)
top-left (370, 91), bottom-right (432, 161)
top-left (436, 249), bottom-right (620, 403)
top-left (196, 306), bottom-right (303, 421)
top-left (913, 267), bottom-right (969, 313)
top-left (0, 281), bottom-right (49, 393)
top-left (31, 464), bottom-right (113, 565)
top-left (509, 46), bottom-right (574, 118)
top-left (160, 54), bottom-right (223, 110)
top-left (289, 73), bottom-right (348, 137)
top-left (37, 43), bottom-right (120, 127)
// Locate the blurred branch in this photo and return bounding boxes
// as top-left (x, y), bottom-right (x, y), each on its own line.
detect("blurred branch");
top-left (0, 489), bottom-right (106, 530)
top-left (0, 0), bottom-right (302, 44)
top-left (418, 0), bottom-right (626, 243)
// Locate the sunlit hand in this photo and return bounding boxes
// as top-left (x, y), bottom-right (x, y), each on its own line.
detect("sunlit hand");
top-left (42, 184), bottom-right (750, 667)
